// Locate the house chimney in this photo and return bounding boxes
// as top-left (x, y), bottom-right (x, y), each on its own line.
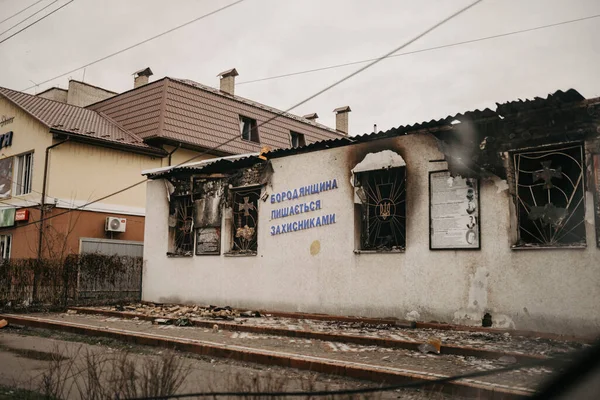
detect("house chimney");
top-left (303, 113), bottom-right (319, 122)
top-left (333, 106), bottom-right (351, 135)
top-left (133, 67), bottom-right (153, 88)
top-left (217, 68), bottom-right (239, 95)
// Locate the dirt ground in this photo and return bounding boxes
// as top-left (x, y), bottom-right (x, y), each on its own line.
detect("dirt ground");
top-left (0, 327), bottom-right (463, 400)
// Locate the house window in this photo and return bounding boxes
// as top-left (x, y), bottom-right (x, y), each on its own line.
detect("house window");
top-left (231, 187), bottom-right (260, 253)
top-left (240, 116), bottom-right (259, 143)
top-left (355, 167), bottom-right (406, 250)
top-left (15, 152), bottom-right (33, 196)
top-left (0, 157), bottom-right (13, 198)
top-left (0, 234), bottom-right (11, 260)
top-left (168, 195), bottom-right (194, 256)
top-left (290, 131), bottom-right (306, 148)
top-left (513, 144), bottom-right (586, 247)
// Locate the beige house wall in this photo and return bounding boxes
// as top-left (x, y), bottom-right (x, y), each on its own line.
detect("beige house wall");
top-left (66, 81), bottom-right (116, 107)
top-left (47, 141), bottom-right (163, 215)
top-left (162, 145), bottom-right (216, 168)
top-left (0, 97), bottom-right (52, 207)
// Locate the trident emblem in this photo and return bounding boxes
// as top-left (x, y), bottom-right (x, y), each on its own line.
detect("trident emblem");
top-left (379, 202), bottom-right (391, 220)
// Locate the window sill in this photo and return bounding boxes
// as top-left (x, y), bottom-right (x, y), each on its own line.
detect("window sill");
top-left (510, 244), bottom-right (587, 251)
top-left (354, 249), bottom-right (405, 254)
top-left (224, 251), bottom-right (257, 257)
top-left (166, 252), bottom-right (193, 258)
top-left (195, 252), bottom-right (220, 256)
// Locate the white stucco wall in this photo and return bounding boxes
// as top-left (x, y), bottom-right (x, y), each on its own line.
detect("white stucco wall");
top-left (142, 134), bottom-right (600, 336)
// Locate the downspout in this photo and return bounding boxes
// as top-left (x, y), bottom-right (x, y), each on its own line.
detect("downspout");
top-left (167, 143), bottom-right (181, 166)
top-left (37, 137), bottom-right (69, 261)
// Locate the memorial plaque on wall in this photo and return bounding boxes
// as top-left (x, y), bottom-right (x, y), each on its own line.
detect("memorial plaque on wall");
top-left (196, 227), bottom-right (221, 255)
top-left (429, 170), bottom-right (480, 250)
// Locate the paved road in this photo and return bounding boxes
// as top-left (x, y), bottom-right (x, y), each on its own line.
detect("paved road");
top-left (0, 328), bottom-right (460, 399)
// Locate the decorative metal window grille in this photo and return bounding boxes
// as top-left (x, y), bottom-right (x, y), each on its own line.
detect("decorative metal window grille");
top-left (168, 195), bottom-right (194, 256)
top-left (356, 167), bottom-right (406, 250)
top-left (231, 187), bottom-right (260, 253)
top-left (513, 144), bottom-right (586, 246)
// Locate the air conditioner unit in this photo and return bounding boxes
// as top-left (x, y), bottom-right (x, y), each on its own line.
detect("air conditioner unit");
top-left (105, 217), bottom-right (127, 233)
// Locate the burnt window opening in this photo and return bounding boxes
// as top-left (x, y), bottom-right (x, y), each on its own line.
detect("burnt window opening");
top-left (240, 116), bottom-right (259, 143)
top-left (513, 144), bottom-right (586, 247)
top-left (193, 179), bottom-right (225, 255)
top-left (290, 131), bottom-right (306, 148)
top-left (355, 167), bottom-right (406, 251)
top-left (231, 187), bottom-right (260, 254)
top-left (168, 195), bottom-right (194, 256)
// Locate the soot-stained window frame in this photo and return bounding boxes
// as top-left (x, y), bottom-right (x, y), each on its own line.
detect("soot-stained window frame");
top-left (228, 186), bottom-right (261, 255)
top-left (167, 194), bottom-right (195, 257)
top-left (355, 166), bottom-right (407, 252)
top-left (511, 143), bottom-right (587, 249)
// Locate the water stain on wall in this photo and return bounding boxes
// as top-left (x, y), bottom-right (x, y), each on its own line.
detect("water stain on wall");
top-left (310, 240), bottom-right (320, 256)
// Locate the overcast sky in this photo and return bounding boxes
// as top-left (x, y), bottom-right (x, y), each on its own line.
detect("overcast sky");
top-left (1, 0), bottom-right (599, 136)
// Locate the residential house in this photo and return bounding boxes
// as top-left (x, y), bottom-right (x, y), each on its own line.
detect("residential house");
top-left (141, 89), bottom-right (600, 336)
top-left (0, 68), bottom-right (344, 259)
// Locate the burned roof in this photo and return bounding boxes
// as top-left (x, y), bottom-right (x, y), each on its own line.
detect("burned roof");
top-left (143, 152), bottom-right (262, 178)
top-left (0, 86), bottom-right (164, 155)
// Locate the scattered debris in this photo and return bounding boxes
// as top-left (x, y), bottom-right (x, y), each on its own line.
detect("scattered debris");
top-left (67, 310), bottom-right (77, 315)
top-left (154, 318), bottom-right (170, 325)
top-left (498, 355), bottom-right (518, 364)
top-left (427, 337), bottom-right (442, 353)
top-left (174, 318), bottom-right (192, 327)
top-left (418, 343), bottom-right (439, 355)
top-left (0, 319), bottom-right (7, 329)
top-left (213, 324), bottom-right (219, 333)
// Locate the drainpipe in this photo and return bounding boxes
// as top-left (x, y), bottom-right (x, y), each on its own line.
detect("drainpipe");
top-left (167, 144), bottom-right (181, 166)
top-left (37, 137), bottom-right (69, 261)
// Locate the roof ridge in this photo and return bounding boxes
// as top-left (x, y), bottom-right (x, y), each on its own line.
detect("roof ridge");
top-left (97, 111), bottom-right (146, 144)
top-left (170, 77), bottom-right (342, 135)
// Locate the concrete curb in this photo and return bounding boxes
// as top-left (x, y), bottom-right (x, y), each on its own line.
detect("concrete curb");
top-left (70, 306), bottom-right (547, 363)
top-left (0, 314), bottom-right (536, 400)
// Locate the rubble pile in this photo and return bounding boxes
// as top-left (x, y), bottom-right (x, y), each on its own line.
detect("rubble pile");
top-left (112, 303), bottom-right (261, 321)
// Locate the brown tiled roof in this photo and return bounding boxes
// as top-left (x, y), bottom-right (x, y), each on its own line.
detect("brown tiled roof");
top-left (89, 77), bottom-right (344, 155)
top-left (0, 86), bottom-right (162, 154)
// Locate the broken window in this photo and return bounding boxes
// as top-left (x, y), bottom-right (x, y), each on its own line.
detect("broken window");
top-left (290, 131), bottom-right (306, 148)
top-left (168, 195), bottom-right (194, 256)
top-left (240, 116), bottom-right (259, 143)
top-left (355, 167), bottom-right (407, 250)
top-left (231, 187), bottom-right (260, 253)
top-left (193, 179), bottom-right (224, 255)
top-left (513, 144), bottom-right (586, 247)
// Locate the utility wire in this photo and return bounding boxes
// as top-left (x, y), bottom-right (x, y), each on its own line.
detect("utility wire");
top-left (9, 0), bottom-right (483, 231)
top-left (0, 0), bottom-right (74, 45)
top-left (0, 0), bottom-right (46, 25)
top-left (128, 354), bottom-right (569, 399)
top-left (238, 13), bottom-right (600, 85)
top-left (0, 0), bottom-right (59, 37)
top-left (19, 0), bottom-right (246, 92)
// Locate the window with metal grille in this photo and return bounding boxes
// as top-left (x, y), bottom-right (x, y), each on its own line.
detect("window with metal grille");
top-left (240, 116), bottom-right (259, 143)
top-left (168, 195), bottom-right (194, 256)
top-left (0, 234), bottom-right (11, 260)
top-left (15, 152), bottom-right (33, 196)
top-left (290, 131), bottom-right (306, 148)
top-left (355, 167), bottom-right (406, 250)
top-left (231, 187), bottom-right (260, 253)
top-left (513, 144), bottom-right (586, 247)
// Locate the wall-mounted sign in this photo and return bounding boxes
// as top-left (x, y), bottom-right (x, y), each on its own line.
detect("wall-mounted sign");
top-left (429, 170), bottom-right (480, 250)
top-left (0, 208), bottom-right (15, 227)
top-left (15, 209), bottom-right (29, 222)
top-left (269, 179), bottom-right (339, 236)
top-left (0, 131), bottom-right (13, 149)
top-left (0, 116), bottom-right (14, 127)
top-left (0, 157), bottom-right (13, 198)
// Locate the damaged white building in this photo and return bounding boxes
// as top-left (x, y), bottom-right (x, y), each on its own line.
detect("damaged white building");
top-left (141, 89), bottom-right (600, 336)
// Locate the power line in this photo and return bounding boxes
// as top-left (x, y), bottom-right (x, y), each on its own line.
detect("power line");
top-left (127, 354), bottom-right (569, 399)
top-left (0, 0), bottom-right (74, 45)
top-left (19, 0), bottom-right (247, 92)
top-left (0, 0), bottom-right (46, 25)
top-left (0, 0), bottom-right (59, 38)
top-left (237, 13), bottom-right (600, 86)
top-left (9, 0), bottom-right (484, 231)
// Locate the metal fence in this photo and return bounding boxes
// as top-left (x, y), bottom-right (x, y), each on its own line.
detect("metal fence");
top-left (0, 254), bottom-right (143, 310)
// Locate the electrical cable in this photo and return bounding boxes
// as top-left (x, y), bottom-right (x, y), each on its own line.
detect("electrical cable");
top-left (0, 0), bottom-right (59, 38)
top-left (0, 0), bottom-right (46, 25)
top-left (19, 0), bottom-right (246, 91)
top-left (237, 13), bottom-right (600, 85)
top-left (127, 353), bottom-right (571, 399)
top-left (0, 0), bottom-right (74, 45)
top-left (8, 0), bottom-right (483, 231)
